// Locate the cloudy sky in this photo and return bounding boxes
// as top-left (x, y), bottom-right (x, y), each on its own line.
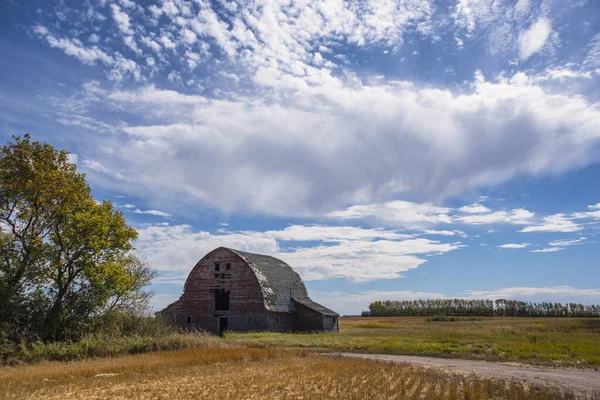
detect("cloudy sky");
top-left (2, 0), bottom-right (600, 315)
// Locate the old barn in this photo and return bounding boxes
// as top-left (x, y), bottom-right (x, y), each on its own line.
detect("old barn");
top-left (160, 247), bottom-right (339, 335)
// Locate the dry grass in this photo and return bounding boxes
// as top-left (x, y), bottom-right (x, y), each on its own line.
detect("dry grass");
top-left (227, 317), bottom-right (600, 367)
top-left (0, 347), bottom-right (577, 400)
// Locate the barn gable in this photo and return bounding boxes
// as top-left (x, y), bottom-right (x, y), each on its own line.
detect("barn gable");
top-left (160, 247), bottom-right (338, 334)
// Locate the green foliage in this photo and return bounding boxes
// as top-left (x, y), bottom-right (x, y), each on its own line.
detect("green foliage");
top-left (427, 315), bottom-right (459, 322)
top-left (0, 134), bottom-right (155, 344)
top-left (368, 299), bottom-right (600, 317)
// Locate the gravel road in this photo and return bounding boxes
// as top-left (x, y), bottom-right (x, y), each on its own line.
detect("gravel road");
top-left (327, 353), bottom-right (600, 398)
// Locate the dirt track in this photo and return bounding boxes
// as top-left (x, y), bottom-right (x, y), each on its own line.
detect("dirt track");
top-left (328, 353), bottom-right (600, 398)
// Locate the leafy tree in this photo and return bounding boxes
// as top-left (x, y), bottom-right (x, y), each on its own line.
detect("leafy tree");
top-left (0, 134), bottom-right (155, 342)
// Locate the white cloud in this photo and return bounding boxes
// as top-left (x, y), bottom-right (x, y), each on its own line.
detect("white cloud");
top-left (327, 201), bottom-right (452, 227)
top-left (548, 237), bottom-right (586, 247)
top-left (458, 203), bottom-right (491, 214)
top-left (498, 243), bottom-right (529, 249)
top-left (519, 17), bottom-right (552, 60)
top-left (534, 67), bottom-right (593, 82)
top-left (31, 3), bottom-right (600, 219)
top-left (134, 223), bottom-right (463, 283)
top-left (283, 239), bottom-right (464, 282)
top-left (262, 225), bottom-right (412, 242)
top-left (584, 32), bottom-right (600, 69)
top-left (111, 4), bottom-right (133, 35)
top-left (456, 209), bottom-right (534, 225)
top-left (423, 229), bottom-right (465, 237)
top-left (531, 247), bottom-right (563, 253)
top-left (520, 214), bottom-right (581, 233)
top-left (123, 35), bottom-right (142, 55)
top-left (82, 159), bottom-right (110, 173)
top-left (36, 27), bottom-right (113, 66)
top-left (181, 29), bottom-right (197, 45)
top-left (590, 203), bottom-right (600, 210)
top-left (133, 208), bottom-right (171, 217)
top-left (159, 35), bottom-right (176, 49)
top-left (140, 36), bottom-right (162, 53)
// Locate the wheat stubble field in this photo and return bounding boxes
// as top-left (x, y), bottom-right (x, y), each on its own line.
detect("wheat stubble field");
top-left (0, 348), bottom-right (577, 400)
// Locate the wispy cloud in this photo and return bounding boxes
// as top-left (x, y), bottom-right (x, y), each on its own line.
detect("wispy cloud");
top-left (498, 243), bottom-right (530, 249)
top-left (133, 209), bottom-right (171, 218)
top-left (531, 247), bottom-right (564, 253)
top-left (548, 237), bottom-right (587, 247)
top-left (519, 17), bottom-right (552, 60)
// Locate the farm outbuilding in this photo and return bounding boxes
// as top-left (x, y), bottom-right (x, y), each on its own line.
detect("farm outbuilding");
top-left (160, 247), bottom-right (339, 335)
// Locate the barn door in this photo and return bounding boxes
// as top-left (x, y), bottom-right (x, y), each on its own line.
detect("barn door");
top-left (218, 317), bottom-right (228, 336)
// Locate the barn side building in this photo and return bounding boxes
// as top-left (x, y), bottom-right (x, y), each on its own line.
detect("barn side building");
top-left (160, 247), bottom-right (339, 335)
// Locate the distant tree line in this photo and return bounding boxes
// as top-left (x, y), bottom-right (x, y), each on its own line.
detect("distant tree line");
top-left (366, 299), bottom-right (600, 318)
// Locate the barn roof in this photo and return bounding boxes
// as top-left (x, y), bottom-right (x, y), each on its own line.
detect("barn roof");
top-left (228, 248), bottom-right (338, 316)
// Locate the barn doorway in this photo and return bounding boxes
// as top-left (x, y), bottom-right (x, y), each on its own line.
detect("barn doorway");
top-left (215, 289), bottom-right (230, 311)
top-left (218, 317), bottom-right (228, 336)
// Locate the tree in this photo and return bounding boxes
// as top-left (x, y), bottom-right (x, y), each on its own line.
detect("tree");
top-left (0, 134), bottom-right (155, 342)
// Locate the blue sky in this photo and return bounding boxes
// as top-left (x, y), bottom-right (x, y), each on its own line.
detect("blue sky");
top-left (2, 0), bottom-right (600, 315)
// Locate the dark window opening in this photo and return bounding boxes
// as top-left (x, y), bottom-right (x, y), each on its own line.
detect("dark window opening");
top-left (214, 273), bottom-right (220, 279)
top-left (247, 316), bottom-right (253, 323)
top-left (215, 289), bottom-right (230, 311)
top-left (225, 262), bottom-right (231, 270)
top-left (186, 316), bottom-right (192, 324)
top-left (214, 262), bottom-right (220, 271)
top-left (275, 316), bottom-right (280, 324)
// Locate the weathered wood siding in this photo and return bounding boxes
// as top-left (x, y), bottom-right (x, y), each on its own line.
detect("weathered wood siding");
top-left (294, 301), bottom-right (325, 331)
top-left (323, 315), bottom-right (339, 332)
top-left (266, 311), bottom-right (295, 332)
top-left (162, 248), bottom-right (267, 334)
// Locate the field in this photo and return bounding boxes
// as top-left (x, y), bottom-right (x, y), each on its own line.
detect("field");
top-left (2, 317), bottom-right (599, 399)
top-left (227, 316), bottom-right (600, 367)
top-left (0, 347), bottom-right (575, 399)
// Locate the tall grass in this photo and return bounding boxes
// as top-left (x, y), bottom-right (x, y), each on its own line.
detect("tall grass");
top-left (5, 332), bottom-right (225, 364)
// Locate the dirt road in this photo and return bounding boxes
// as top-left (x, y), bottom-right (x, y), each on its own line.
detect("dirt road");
top-left (328, 353), bottom-right (600, 398)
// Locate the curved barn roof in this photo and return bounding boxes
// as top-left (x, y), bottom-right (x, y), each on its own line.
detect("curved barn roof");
top-left (227, 248), bottom-right (338, 316)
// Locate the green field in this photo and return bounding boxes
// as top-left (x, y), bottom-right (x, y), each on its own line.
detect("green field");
top-left (226, 316), bottom-right (600, 368)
